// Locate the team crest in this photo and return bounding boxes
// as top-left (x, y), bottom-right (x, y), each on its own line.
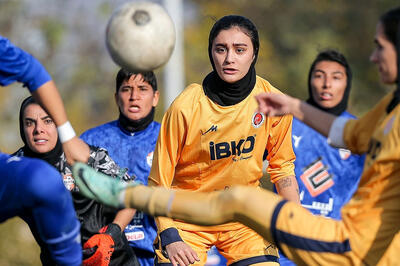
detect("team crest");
top-left (338, 148), bottom-right (351, 160)
top-left (146, 152), bottom-right (154, 167)
top-left (63, 173), bottom-right (75, 191)
top-left (252, 112), bottom-right (265, 128)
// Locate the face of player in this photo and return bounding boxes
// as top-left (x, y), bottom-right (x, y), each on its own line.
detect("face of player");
top-left (23, 103), bottom-right (58, 153)
top-left (115, 74), bottom-right (159, 121)
top-left (310, 60), bottom-right (347, 109)
top-left (211, 26), bottom-right (255, 84)
top-left (370, 22), bottom-right (397, 84)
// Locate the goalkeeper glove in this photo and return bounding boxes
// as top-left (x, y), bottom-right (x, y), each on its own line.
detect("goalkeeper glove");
top-left (82, 223), bottom-right (122, 266)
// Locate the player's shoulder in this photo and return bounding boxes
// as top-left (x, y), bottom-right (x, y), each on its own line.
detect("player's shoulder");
top-left (81, 120), bottom-right (118, 138)
top-left (144, 121), bottom-right (161, 136)
top-left (0, 36), bottom-right (8, 54)
top-left (168, 83), bottom-right (204, 112)
top-left (151, 120), bottom-right (161, 129)
top-left (340, 111), bottom-right (357, 119)
top-left (255, 76), bottom-right (284, 94)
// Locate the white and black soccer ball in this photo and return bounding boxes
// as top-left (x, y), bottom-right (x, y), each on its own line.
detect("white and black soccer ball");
top-left (106, 1), bottom-right (176, 72)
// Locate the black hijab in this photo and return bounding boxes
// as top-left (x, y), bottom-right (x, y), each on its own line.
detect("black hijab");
top-left (380, 7), bottom-right (400, 113)
top-left (19, 96), bottom-right (63, 166)
top-left (306, 50), bottom-right (352, 116)
top-left (118, 107), bottom-right (155, 133)
top-left (203, 15), bottom-right (259, 106)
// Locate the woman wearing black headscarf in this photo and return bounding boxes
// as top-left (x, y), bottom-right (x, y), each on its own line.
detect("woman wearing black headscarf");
top-left (279, 50), bottom-right (366, 266)
top-left (148, 15), bottom-right (299, 266)
top-left (14, 96), bottom-right (139, 266)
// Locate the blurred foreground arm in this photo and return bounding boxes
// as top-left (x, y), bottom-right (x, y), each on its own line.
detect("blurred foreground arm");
top-left (256, 93), bottom-right (336, 138)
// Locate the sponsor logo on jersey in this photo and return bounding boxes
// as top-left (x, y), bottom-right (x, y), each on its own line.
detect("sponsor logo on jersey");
top-left (125, 230), bottom-right (145, 241)
top-left (252, 112), bottom-right (265, 128)
top-left (300, 191), bottom-right (334, 216)
top-left (300, 157), bottom-right (334, 197)
top-left (202, 125), bottom-right (218, 135)
top-left (63, 173), bottom-right (75, 191)
top-left (209, 135), bottom-right (255, 161)
top-left (146, 151), bottom-right (154, 167)
top-left (338, 148), bottom-right (351, 160)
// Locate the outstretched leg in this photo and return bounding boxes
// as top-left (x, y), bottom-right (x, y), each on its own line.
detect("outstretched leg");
top-left (73, 163), bottom-right (282, 241)
top-left (73, 163), bottom-right (365, 265)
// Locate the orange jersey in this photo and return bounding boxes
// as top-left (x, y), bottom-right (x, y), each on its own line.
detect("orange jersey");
top-left (150, 76), bottom-right (295, 232)
top-left (273, 92), bottom-right (400, 265)
top-left (340, 92), bottom-right (400, 262)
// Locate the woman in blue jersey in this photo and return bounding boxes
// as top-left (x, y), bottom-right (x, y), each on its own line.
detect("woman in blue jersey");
top-left (0, 35), bottom-right (89, 265)
top-left (278, 50), bottom-right (365, 266)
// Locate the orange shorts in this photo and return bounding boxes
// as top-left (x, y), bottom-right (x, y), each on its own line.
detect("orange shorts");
top-left (154, 223), bottom-right (279, 265)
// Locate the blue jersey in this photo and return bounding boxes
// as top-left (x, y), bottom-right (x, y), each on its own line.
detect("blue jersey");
top-left (81, 120), bottom-right (160, 266)
top-left (0, 36), bottom-right (81, 265)
top-left (0, 36), bottom-right (51, 92)
top-left (279, 111), bottom-right (365, 266)
top-left (0, 154), bottom-right (81, 266)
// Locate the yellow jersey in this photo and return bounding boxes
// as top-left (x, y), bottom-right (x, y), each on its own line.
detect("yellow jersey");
top-left (340, 92), bottom-right (400, 262)
top-left (150, 76), bottom-right (295, 232)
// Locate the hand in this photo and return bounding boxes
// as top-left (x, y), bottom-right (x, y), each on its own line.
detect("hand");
top-left (62, 136), bottom-right (90, 165)
top-left (82, 223), bottom-right (123, 266)
top-left (165, 241), bottom-right (200, 266)
top-left (255, 93), bottom-right (295, 117)
top-left (82, 234), bottom-right (114, 266)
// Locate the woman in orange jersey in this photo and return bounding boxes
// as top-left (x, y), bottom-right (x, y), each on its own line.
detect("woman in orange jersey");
top-left (74, 6), bottom-right (400, 266)
top-left (147, 15), bottom-right (299, 266)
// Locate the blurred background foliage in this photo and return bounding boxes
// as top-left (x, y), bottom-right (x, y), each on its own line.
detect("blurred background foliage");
top-left (0, 0), bottom-right (399, 264)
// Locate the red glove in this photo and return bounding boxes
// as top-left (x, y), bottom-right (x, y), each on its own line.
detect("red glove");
top-left (83, 225), bottom-right (116, 266)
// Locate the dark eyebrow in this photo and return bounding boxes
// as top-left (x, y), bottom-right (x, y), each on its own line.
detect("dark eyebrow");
top-left (24, 117), bottom-right (36, 122)
top-left (215, 43), bottom-right (226, 47)
top-left (332, 71), bottom-right (345, 75)
top-left (233, 43), bottom-right (248, 47)
top-left (313, 69), bottom-right (344, 76)
top-left (120, 85), bottom-right (133, 89)
top-left (313, 69), bottom-right (326, 74)
top-left (41, 115), bottom-right (52, 120)
top-left (215, 42), bottom-right (248, 46)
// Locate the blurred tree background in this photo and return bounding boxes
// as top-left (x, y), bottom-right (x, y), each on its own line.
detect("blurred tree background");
top-left (0, 0), bottom-right (398, 264)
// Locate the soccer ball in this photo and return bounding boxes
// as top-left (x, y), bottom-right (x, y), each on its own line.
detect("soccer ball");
top-left (106, 1), bottom-right (176, 72)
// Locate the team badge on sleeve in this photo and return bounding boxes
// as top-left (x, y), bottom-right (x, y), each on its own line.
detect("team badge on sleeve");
top-left (339, 148), bottom-right (351, 160)
top-left (63, 173), bottom-right (76, 191)
top-left (146, 152), bottom-right (154, 167)
top-left (252, 112), bottom-right (265, 128)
